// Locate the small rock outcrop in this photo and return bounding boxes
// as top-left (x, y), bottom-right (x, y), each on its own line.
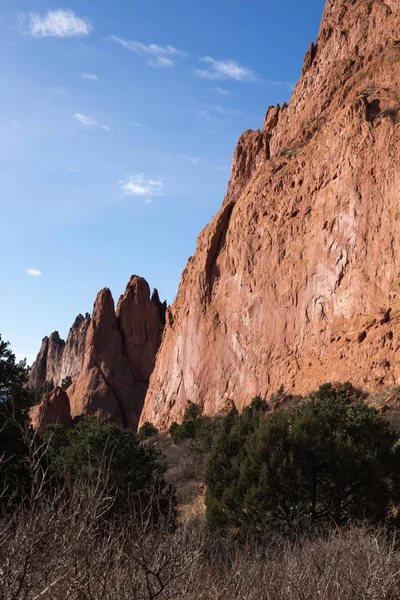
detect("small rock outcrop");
top-left (30, 388), bottom-right (72, 437)
top-left (141, 0), bottom-right (400, 428)
top-left (30, 276), bottom-right (165, 432)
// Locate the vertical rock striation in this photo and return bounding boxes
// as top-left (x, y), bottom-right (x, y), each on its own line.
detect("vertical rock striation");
top-left (30, 276), bottom-right (165, 431)
top-left (141, 0), bottom-right (400, 428)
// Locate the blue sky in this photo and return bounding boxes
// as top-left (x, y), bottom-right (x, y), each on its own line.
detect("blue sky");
top-left (1, 0), bottom-right (325, 363)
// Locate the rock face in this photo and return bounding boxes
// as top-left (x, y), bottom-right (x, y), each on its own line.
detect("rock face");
top-left (30, 276), bottom-right (165, 432)
top-left (141, 0), bottom-right (400, 429)
top-left (67, 277), bottom-right (164, 430)
top-left (58, 314), bottom-right (91, 384)
top-left (29, 316), bottom-right (90, 389)
top-left (28, 332), bottom-right (65, 389)
top-left (30, 388), bottom-right (73, 437)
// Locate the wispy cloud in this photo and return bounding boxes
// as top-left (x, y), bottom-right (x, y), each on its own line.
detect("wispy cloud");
top-left (194, 57), bottom-right (257, 82)
top-left (208, 104), bottom-right (243, 117)
top-left (213, 166), bottom-right (230, 172)
top-left (26, 268), bottom-right (42, 277)
top-left (195, 105), bottom-right (243, 121)
top-left (214, 86), bottom-right (230, 96)
top-left (195, 109), bottom-right (213, 121)
top-left (171, 154), bottom-right (200, 165)
top-left (129, 121), bottom-right (150, 132)
top-left (147, 56), bottom-right (174, 68)
top-left (73, 113), bottom-right (109, 131)
top-left (119, 174), bottom-right (164, 202)
top-left (81, 72), bottom-right (99, 82)
top-left (24, 9), bottom-right (92, 38)
top-left (108, 35), bottom-right (187, 68)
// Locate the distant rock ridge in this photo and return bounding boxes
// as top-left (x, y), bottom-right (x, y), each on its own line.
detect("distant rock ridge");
top-left (140, 0), bottom-right (400, 429)
top-left (30, 276), bottom-right (165, 432)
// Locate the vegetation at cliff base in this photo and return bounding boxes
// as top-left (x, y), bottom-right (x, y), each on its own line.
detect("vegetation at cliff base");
top-left (0, 335), bottom-right (33, 507)
top-left (205, 383), bottom-right (400, 537)
top-left (45, 416), bottom-right (173, 519)
top-left (2, 335), bottom-right (400, 598)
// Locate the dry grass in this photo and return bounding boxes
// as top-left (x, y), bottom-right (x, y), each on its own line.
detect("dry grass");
top-left (1, 497), bottom-right (400, 600)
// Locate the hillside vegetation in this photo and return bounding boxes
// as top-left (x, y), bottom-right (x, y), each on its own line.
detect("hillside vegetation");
top-left (1, 334), bottom-right (400, 598)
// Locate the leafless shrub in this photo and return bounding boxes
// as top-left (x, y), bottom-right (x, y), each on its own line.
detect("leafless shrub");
top-left (155, 436), bottom-right (205, 506)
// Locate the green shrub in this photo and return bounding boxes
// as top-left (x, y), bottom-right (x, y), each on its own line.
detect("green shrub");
top-left (168, 403), bottom-right (219, 453)
top-left (45, 416), bottom-right (175, 521)
top-left (205, 384), bottom-right (400, 538)
top-left (60, 376), bottom-right (72, 391)
top-left (138, 421), bottom-right (159, 440)
top-left (0, 335), bottom-right (33, 509)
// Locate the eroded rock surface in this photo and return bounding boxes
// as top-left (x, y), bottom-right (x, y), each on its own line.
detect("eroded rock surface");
top-left (29, 316), bottom-right (90, 390)
top-left (30, 388), bottom-right (72, 437)
top-left (30, 276), bottom-right (165, 431)
top-left (141, 0), bottom-right (400, 428)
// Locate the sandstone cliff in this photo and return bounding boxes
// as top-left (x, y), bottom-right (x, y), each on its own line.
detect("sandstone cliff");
top-left (29, 315), bottom-right (90, 389)
top-left (141, 0), bottom-right (400, 428)
top-left (30, 276), bottom-right (165, 431)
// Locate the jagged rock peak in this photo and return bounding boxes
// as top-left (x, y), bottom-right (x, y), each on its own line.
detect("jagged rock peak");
top-left (141, 0), bottom-right (400, 429)
top-left (151, 288), bottom-right (167, 326)
top-left (28, 332), bottom-right (65, 390)
top-left (31, 275), bottom-right (165, 432)
top-left (117, 275), bottom-right (165, 381)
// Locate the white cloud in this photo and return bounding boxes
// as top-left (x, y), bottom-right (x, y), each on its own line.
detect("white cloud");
top-left (195, 105), bottom-right (243, 122)
top-left (68, 167), bottom-right (78, 172)
top-left (73, 113), bottom-right (109, 131)
top-left (108, 35), bottom-right (186, 68)
top-left (194, 57), bottom-right (257, 82)
top-left (129, 121), bottom-right (150, 132)
top-left (147, 56), bottom-right (174, 68)
top-left (26, 9), bottom-right (91, 38)
top-left (119, 174), bottom-right (164, 201)
top-left (195, 109), bottom-right (213, 121)
top-left (172, 154), bottom-right (200, 164)
top-left (81, 72), bottom-right (99, 82)
top-left (214, 166), bottom-right (230, 172)
top-left (214, 86), bottom-right (230, 96)
top-left (208, 104), bottom-right (243, 117)
top-left (26, 268), bottom-right (42, 277)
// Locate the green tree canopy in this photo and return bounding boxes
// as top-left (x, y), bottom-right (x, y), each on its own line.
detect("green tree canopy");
top-left (205, 384), bottom-right (400, 538)
top-left (0, 335), bottom-right (33, 509)
top-left (45, 416), bottom-right (175, 520)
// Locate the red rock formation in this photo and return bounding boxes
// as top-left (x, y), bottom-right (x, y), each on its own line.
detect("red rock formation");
top-left (116, 276), bottom-right (164, 382)
top-left (29, 332), bottom-right (65, 389)
top-left (58, 314), bottom-right (91, 384)
top-left (30, 388), bottom-right (72, 437)
top-left (31, 275), bottom-right (165, 432)
top-left (141, 0), bottom-right (400, 428)
top-left (66, 288), bottom-right (141, 429)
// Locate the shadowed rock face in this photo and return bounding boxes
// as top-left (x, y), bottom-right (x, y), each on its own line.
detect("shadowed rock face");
top-left (30, 276), bottom-right (165, 432)
top-left (141, 0), bottom-right (400, 429)
top-left (58, 314), bottom-right (91, 384)
top-left (30, 388), bottom-right (72, 437)
top-left (28, 332), bottom-right (65, 390)
top-left (28, 317), bottom-right (90, 390)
